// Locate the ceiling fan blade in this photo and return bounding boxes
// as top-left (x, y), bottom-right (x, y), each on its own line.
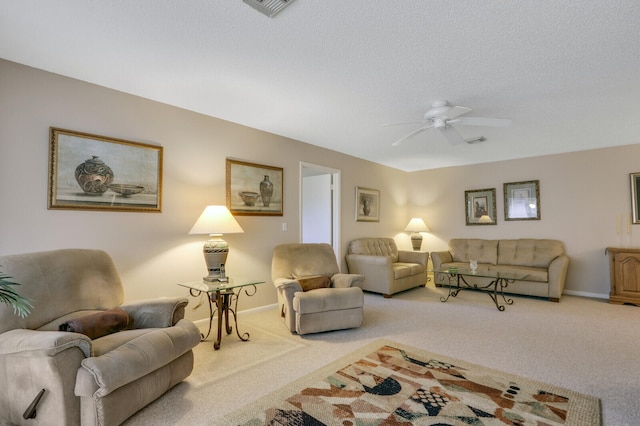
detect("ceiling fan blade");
top-left (381, 120), bottom-right (425, 127)
top-left (442, 105), bottom-right (472, 120)
top-left (391, 125), bottom-right (433, 146)
top-left (438, 125), bottom-right (466, 146)
top-left (453, 116), bottom-right (512, 127)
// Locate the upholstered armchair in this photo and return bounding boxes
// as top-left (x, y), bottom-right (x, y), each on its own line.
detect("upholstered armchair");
top-left (0, 249), bottom-right (201, 426)
top-left (271, 243), bottom-right (365, 335)
top-left (346, 237), bottom-right (428, 297)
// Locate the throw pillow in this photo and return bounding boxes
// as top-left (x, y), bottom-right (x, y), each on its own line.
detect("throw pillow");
top-left (59, 308), bottom-right (129, 340)
top-left (297, 275), bottom-right (331, 292)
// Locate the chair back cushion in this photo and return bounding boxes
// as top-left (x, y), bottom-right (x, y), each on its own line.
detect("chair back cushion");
top-left (0, 249), bottom-right (124, 334)
top-left (272, 243), bottom-right (340, 281)
top-left (347, 238), bottom-right (399, 262)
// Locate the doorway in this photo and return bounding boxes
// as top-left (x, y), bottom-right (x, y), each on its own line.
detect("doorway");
top-left (300, 162), bottom-right (341, 259)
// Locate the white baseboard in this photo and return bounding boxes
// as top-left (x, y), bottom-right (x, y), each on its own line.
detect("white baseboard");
top-left (563, 289), bottom-right (609, 300)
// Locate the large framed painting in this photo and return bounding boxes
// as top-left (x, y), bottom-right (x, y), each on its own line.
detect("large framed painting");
top-left (504, 180), bottom-right (540, 221)
top-left (48, 127), bottom-right (163, 212)
top-left (226, 159), bottom-right (283, 216)
top-left (355, 186), bottom-right (380, 222)
top-left (465, 188), bottom-right (497, 225)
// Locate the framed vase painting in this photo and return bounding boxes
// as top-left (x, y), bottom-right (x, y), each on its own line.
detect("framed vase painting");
top-left (226, 159), bottom-right (283, 216)
top-left (48, 127), bottom-right (163, 212)
top-left (465, 188), bottom-right (497, 225)
top-left (355, 186), bottom-right (380, 222)
top-left (504, 180), bottom-right (540, 221)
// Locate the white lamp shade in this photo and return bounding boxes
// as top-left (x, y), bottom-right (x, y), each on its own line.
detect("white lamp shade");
top-left (189, 206), bottom-right (244, 235)
top-left (404, 218), bottom-right (430, 233)
top-left (477, 214), bottom-right (494, 223)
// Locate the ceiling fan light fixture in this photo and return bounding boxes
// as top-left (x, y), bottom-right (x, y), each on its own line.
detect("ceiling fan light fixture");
top-left (243, 0), bottom-right (296, 18)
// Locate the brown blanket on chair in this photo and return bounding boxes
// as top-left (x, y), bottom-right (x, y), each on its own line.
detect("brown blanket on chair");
top-left (59, 308), bottom-right (129, 340)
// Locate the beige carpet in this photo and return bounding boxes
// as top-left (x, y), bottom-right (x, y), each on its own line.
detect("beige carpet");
top-left (220, 339), bottom-right (601, 425)
top-left (124, 286), bottom-right (640, 425)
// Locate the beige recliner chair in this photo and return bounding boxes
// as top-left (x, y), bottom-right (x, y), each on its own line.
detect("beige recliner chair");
top-left (346, 237), bottom-right (428, 297)
top-left (272, 243), bottom-right (365, 335)
top-left (0, 249), bottom-right (201, 426)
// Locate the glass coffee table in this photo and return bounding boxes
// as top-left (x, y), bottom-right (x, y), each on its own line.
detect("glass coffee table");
top-left (178, 279), bottom-right (265, 349)
top-left (432, 267), bottom-right (530, 311)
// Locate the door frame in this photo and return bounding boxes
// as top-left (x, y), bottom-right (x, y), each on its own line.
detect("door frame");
top-left (299, 162), bottom-right (341, 260)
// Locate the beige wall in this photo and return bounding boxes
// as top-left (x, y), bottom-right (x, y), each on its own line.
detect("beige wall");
top-left (409, 142), bottom-right (640, 298)
top-left (0, 59), bottom-right (409, 321)
top-left (2, 58), bottom-right (638, 320)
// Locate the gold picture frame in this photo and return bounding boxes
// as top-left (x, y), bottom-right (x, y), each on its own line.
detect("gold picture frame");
top-left (355, 186), bottom-right (380, 222)
top-left (226, 159), bottom-right (283, 216)
top-left (465, 188), bottom-right (497, 225)
top-left (48, 127), bottom-right (162, 212)
top-left (504, 180), bottom-right (540, 221)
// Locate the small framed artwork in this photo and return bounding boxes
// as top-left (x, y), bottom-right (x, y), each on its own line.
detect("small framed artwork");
top-left (504, 180), bottom-right (540, 221)
top-left (48, 127), bottom-right (163, 212)
top-left (465, 188), bottom-right (497, 225)
top-left (355, 186), bottom-right (380, 222)
top-left (630, 173), bottom-right (640, 224)
top-left (226, 159), bottom-right (283, 216)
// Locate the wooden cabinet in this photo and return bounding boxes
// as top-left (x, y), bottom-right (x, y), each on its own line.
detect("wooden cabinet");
top-left (607, 247), bottom-right (640, 305)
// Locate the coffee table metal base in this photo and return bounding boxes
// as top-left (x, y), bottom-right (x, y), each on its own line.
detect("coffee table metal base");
top-left (436, 272), bottom-right (515, 311)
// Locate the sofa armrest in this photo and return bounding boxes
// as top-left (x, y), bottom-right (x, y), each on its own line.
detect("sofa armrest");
top-left (430, 251), bottom-right (453, 269)
top-left (398, 250), bottom-right (429, 265)
top-left (272, 278), bottom-right (303, 332)
top-left (120, 297), bottom-right (188, 329)
top-left (331, 273), bottom-right (365, 288)
top-left (0, 329), bottom-right (91, 358)
top-left (548, 254), bottom-right (570, 300)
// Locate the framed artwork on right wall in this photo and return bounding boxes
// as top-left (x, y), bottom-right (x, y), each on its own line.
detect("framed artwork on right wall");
top-left (504, 180), bottom-right (540, 221)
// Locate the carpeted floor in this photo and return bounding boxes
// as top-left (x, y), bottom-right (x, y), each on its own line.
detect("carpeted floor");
top-left (221, 339), bottom-right (601, 425)
top-left (124, 285), bottom-right (640, 425)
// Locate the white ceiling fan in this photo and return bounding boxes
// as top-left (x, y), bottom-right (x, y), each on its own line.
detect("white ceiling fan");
top-left (384, 100), bottom-right (511, 146)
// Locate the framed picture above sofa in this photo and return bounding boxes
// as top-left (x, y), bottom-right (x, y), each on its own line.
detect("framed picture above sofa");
top-left (355, 186), bottom-right (379, 222)
top-left (504, 180), bottom-right (540, 221)
top-left (465, 188), bottom-right (496, 225)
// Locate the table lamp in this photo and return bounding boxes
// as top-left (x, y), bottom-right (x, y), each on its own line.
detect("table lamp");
top-left (189, 205), bottom-right (244, 282)
top-left (404, 217), bottom-right (430, 251)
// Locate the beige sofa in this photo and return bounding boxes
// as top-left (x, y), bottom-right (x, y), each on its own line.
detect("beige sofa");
top-left (0, 249), bottom-right (201, 426)
top-left (346, 237), bottom-right (428, 297)
top-left (430, 239), bottom-right (569, 302)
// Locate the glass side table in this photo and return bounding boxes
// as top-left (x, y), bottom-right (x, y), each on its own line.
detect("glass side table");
top-left (178, 279), bottom-right (265, 350)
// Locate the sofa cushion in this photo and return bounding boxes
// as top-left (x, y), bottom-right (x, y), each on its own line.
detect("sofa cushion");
top-left (393, 263), bottom-right (426, 279)
top-left (498, 239), bottom-right (564, 268)
top-left (348, 238), bottom-right (399, 263)
top-left (297, 275), bottom-right (331, 292)
top-left (450, 239), bottom-right (498, 264)
top-left (489, 265), bottom-right (549, 283)
top-left (58, 308), bottom-right (129, 340)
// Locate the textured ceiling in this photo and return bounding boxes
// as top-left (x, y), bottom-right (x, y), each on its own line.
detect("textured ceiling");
top-left (2, 1), bottom-right (639, 171)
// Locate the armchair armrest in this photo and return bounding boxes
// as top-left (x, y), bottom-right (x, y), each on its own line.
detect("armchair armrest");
top-left (398, 250), bottom-right (428, 265)
top-left (119, 297), bottom-right (188, 329)
top-left (0, 329), bottom-right (91, 358)
top-left (430, 251), bottom-right (453, 269)
top-left (331, 273), bottom-right (365, 288)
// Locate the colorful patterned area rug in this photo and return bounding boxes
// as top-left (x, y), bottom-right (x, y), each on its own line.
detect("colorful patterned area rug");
top-left (220, 339), bottom-right (600, 426)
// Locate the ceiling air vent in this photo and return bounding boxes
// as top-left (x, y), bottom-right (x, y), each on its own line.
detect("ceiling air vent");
top-left (243, 0), bottom-right (296, 18)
